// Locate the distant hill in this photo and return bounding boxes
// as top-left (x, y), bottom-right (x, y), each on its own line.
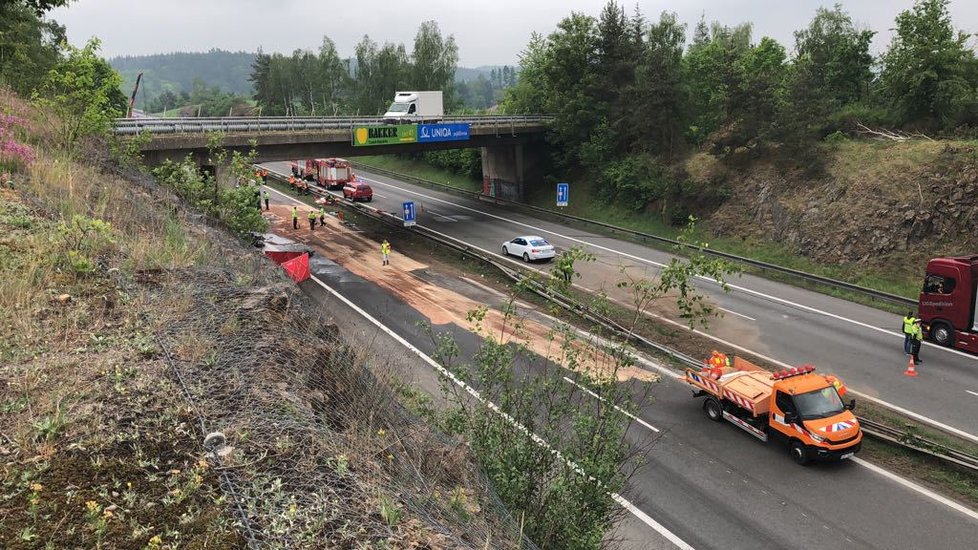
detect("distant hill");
top-left (110, 50), bottom-right (514, 110)
top-left (110, 49), bottom-right (257, 101)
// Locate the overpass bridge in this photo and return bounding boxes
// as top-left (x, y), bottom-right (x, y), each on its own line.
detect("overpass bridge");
top-left (114, 115), bottom-right (553, 200)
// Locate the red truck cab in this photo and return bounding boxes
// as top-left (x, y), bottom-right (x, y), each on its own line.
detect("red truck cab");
top-left (918, 255), bottom-right (978, 352)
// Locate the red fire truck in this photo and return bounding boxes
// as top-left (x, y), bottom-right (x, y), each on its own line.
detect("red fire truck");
top-left (918, 255), bottom-right (978, 353)
top-left (303, 158), bottom-right (354, 190)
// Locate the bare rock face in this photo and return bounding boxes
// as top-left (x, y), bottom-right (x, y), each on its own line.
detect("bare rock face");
top-left (238, 285), bottom-right (291, 313)
top-left (706, 143), bottom-right (978, 271)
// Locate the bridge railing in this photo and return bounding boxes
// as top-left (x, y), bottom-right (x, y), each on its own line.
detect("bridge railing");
top-left (111, 115), bottom-right (554, 135)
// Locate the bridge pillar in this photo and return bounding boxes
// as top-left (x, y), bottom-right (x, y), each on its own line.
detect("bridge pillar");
top-left (200, 162), bottom-right (243, 189)
top-left (481, 144), bottom-right (525, 201)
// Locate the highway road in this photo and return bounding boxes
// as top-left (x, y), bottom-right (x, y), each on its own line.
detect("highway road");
top-left (263, 161), bottom-right (978, 443)
top-left (260, 179), bottom-right (978, 549)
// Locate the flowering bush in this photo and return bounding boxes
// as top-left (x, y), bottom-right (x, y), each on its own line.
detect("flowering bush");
top-left (0, 113), bottom-right (36, 171)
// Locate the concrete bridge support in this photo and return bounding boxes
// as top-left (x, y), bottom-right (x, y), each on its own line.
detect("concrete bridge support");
top-left (480, 143), bottom-right (545, 202)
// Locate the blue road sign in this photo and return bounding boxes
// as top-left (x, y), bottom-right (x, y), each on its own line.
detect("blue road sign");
top-left (403, 201), bottom-right (417, 227)
top-left (556, 182), bottom-right (569, 207)
top-left (417, 123), bottom-right (471, 143)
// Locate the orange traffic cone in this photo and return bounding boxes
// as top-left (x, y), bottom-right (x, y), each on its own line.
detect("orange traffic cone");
top-left (904, 356), bottom-right (919, 377)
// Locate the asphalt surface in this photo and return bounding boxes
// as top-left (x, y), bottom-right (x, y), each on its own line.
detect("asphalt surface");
top-left (264, 161), bottom-right (978, 442)
top-left (261, 181), bottom-right (978, 549)
top-left (301, 243), bottom-right (977, 550)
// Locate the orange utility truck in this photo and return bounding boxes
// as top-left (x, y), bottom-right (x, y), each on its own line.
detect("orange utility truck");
top-left (684, 356), bottom-right (862, 464)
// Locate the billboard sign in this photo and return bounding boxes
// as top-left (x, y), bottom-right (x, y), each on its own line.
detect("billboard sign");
top-left (352, 125), bottom-right (417, 147)
top-left (417, 123), bottom-right (471, 143)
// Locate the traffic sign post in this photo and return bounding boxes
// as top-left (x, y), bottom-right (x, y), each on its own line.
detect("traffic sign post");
top-left (402, 201), bottom-right (416, 227)
top-left (556, 182), bottom-right (569, 207)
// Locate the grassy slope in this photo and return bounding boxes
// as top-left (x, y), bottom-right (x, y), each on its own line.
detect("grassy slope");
top-left (0, 94), bottom-right (519, 547)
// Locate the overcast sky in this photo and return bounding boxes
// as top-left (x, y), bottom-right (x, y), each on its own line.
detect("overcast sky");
top-left (50, 0), bottom-right (977, 66)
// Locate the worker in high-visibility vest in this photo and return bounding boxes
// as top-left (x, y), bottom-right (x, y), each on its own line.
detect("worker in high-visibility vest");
top-left (288, 175), bottom-right (297, 192)
top-left (706, 350), bottom-right (729, 379)
top-left (263, 189), bottom-right (270, 211)
top-left (319, 207), bottom-right (326, 227)
top-left (291, 206), bottom-right (298, 230)
top-left (381, 240), bottom-right (391, 266)
top-left (825, 374), bottom-right (847, 397)
top-left (307, 209), bottom-right (317, 231)
top-left (902, 311), bottom-right (917, 355)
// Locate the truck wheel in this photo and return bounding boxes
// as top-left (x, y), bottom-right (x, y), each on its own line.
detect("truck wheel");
top-left (789, 440), bottom-right (810, 465)
top-left (703, 398), bottom-right (723, 422)
top-left (930, 321), bottom-right (953, 347)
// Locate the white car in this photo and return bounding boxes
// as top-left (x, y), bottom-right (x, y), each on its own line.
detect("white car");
top-left (501, 236), bottom-right (556, 262)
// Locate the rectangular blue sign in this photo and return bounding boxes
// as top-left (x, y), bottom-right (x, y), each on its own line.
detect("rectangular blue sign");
top-left (417, 123), bottom-right (471, 143)
top-left (557, 182), bottom-right (569, 207)
top-left (403, 201), bottom-right (416, 227)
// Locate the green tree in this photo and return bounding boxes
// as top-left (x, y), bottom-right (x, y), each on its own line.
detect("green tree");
top-left (592, 1), bottom-right (644, 157)
top-left (793, 4), bottom-right (875, 106)
top-left (728, 37), bottom-right (787, 148)
top-left (880, 0), bottom-right (978, 128)
top-left (634, 11), bottom-right (686, 158)
top-left (34, 37), bottom-right (126, 155)
top-left (682, 22), bottom-right (753, 145)
top-left (409, 21), bottom-right (459, 107)
top-left (0, 2), bottom-right (66, 95)
top-left (10, 0), bottom-right (72, 15)
top-left (353, 36), bottom-right (409, 115)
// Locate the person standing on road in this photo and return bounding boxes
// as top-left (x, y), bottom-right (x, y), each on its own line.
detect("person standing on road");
top-left (292, 206), bottom-right (298, 230)
top-left (263, 190), bottom-right (270, 211)
top-left (902, 311), bottom-right (917, 355)
top-left (261, 169), bottom-right (269, 184)
top-left (381, 239), bottom-right (391, 266)
top-left (308, 210), bottom-right (317, 231)
top-left (319, 207), bottom-right (326, 227)
top-left (910, 319), bottom-right (924, 364)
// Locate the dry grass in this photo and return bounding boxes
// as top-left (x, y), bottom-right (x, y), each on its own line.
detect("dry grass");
top-left (1, 89), bottom-right (524, 548)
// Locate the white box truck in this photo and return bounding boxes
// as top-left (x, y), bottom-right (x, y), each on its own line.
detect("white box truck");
top-left (383, 91), bottom-right (443, 124)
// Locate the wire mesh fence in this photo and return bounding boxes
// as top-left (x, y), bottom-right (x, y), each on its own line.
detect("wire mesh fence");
top-left (135, 263), bottom-right (532, 548)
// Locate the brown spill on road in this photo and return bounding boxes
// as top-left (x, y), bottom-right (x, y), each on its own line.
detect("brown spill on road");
top-left (267, 202), bottom-right (655, 383)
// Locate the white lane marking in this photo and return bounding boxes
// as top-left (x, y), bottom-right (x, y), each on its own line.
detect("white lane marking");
top-left (562, 376), bottom-right (660, 433)
top-left (272, 180), bottom-right (978, 522)
top-left (374, 192), bottom-right (387, 199)
top-left (852, 458), bottom-right (978, 521)
top-left (306, 272), bottom-right (693, 548)
top-left (718, 307), bottom-right (755, 321)
top-left (364, 172), bottom-right (975, 358)
top-left (427, 210), bottom-right (456, 222)
top-left (359, 175), bottom-right (978, 442)
top-left (967, 390), bottom-right (978, 397)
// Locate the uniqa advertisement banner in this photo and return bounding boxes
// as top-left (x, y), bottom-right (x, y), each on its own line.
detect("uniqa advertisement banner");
top-left (352, 125), bottom-right (418, 147)
top-left (417, 123), bottom-right (471, 143)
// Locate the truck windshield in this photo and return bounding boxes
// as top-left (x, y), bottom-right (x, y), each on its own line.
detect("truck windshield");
top-left (387, 103), bottom-right (410, 113)
top-left (794, 387), bottom-right (844, 420)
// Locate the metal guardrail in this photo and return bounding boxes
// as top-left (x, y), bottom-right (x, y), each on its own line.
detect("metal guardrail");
top-left (349, 161), bottom-right (917, 308)
top-left (859, 418), bottom-right (978, 473)
top-left (111, 115), bottom-right (554, 136)
top-left (260, 166), bottom-right (978, 475)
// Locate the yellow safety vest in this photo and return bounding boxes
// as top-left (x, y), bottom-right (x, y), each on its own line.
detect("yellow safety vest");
top-left (903, 316), bottom-right (916, 335)
top-left (308, 211), bottom-right (317, 220)
top-left (292, 209), bottom-right (298, 219)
